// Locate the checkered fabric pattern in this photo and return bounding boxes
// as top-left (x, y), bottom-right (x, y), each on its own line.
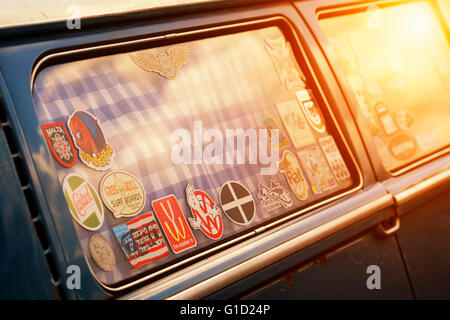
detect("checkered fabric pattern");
top-left (33, 26), bottom-right (345, 285)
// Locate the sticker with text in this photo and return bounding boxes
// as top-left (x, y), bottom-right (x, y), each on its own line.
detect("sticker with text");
top-left (152, 195), bottom-right (197, 254)
top-left (67, 110), bottom-right (114, 171)
top-left (112, 212), bottom-right (169, 268)
top-left (41, 122), bottom-right (76, 167)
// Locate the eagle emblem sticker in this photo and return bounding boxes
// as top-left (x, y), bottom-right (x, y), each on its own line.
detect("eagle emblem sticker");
top-left (264, 37), bottom-right (306, 91)
top-left (278, 150), bottom-right (308, 201)
top-left (257, 179), bottom-right (293, 212)
top-left (62, 173), bottom-right (104, 231)
top-left (100, 171), bottom-right (146, 219)
top-left (41, 122), bottom-right (76, 167)
top-left (186, 184), bottom-right (223, 240)
top-left (219, 181), bottom-right (255, 226)
top-left (112, 212), bottom-right (169, 268)
top-left (129, 46), bottom-right (189, 80)
top-left (67, 110), bottom-right (114, 171)
top-left (296, 90), bottom-right (326, 133)
top-left (152, 195), bottom-right (197, 254)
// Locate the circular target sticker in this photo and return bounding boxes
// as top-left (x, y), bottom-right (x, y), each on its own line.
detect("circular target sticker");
top-left (219, 181), bottom-right (255, 226)
top-left (99, 171), bottom-right (146, 219)
top-left (62, 173), bottom-right (104, 231)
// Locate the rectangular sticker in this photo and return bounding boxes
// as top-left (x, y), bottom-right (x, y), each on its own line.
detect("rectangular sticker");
top-left (152, 195), bottom-right (197, 254)
top-left (297, 146), bottom-right (337, 194)
top-left (276, 100), bottom-right (316, 149)
top-left (112, 212), bottom-right (169, 268)
top-left (319, 136), bottom-right (351, 181)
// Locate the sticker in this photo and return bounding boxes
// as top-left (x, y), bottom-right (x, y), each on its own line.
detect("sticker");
top-left (100, 171), bottom-right (146, 219)
top-left (278, 150), bottom-right (308, 200)
top-left (62, 173), bottom-right (104, 231)
top-left (394, 110), bottom-right (414, 131)
top-left (257, 179), bottom-right (293, 212)
top-left (375, 103), bottom-right (398, 136)
top-left (185, 184), bottom-right (223, 240)
top-left (41, 122), bottom-right (76, 167)
top-left (264, 115), bottom-right (289, 149)
top-left (414, 130), bottom-right (442, 153)
top-left (151, 195), bottom-right (197, 254)
top-left (389, 134), bottom-right (417, 160)
top-left (112, 213), bottom-right (169, 268)
top-left (67, 110), bottom-right (114, 171)
top-left (276, 100), bottom-right (315, 149)
top-left (373, 136), bottom-right (392, 168)
top-left (89, 234), bottom-right (116, 272)
top-left (219, 181), bottom-right (255, 226)
top-left (319, 136), bottom-right (351, 181)
top-left (264, 37), bottom-right (306, 91)
top-left (297, 146), bottom-right (337, 195)
top-left (296, 90), bottom-right (326, 133)
top-left (129, 46), bottom-right (189, 80)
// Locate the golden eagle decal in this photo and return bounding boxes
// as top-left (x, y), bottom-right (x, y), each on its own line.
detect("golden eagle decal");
top-left (129, 46), bottom-right (189, 80)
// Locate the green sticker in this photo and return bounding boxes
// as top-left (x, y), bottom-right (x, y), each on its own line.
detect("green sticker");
top-left (62, 173), bottom-right (104, 231)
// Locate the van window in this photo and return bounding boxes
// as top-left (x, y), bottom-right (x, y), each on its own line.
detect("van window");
top-left (319, 1), bottom-right (450, 172)
top-left (33, 25), bottom-right (355, 286)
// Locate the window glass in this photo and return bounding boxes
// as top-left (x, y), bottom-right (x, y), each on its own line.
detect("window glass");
top-left (320, 1), bottom-right (450, 171)
top-left (437, 0), bottom-right (450, 27)
top-left (33, 26), bottom-right (354, 286)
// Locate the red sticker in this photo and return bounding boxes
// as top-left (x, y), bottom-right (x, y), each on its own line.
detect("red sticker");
top-left (152, 195), bottom-right (197, 254)
top-left (41, 122), bottom-right (76, 167)
top-left (185, 184), bottom-right (223, 240)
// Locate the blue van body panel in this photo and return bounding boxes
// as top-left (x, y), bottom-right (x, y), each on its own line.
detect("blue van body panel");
top-left (0, 128), bottom-right (55, 299)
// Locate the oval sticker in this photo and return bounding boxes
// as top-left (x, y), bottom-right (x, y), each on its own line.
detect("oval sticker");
top-left (62, 173), bottom-right (104, 231)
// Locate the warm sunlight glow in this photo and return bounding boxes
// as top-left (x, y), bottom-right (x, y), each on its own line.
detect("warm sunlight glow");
top-left (320, 1), bottom-right (450, 172)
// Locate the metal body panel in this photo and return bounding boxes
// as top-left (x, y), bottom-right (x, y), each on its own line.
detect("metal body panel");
top-left (396, 188), bottom-right (450, 299)
top-left (238, 231), bottom-right (412, 300)
top-left (0, 128), bottom-right (55, 299)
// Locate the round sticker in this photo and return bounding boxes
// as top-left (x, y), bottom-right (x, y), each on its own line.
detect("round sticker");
top-left (62, 173), bottom-right (104, 231)
top-left (219, 181), bottom-right (255, 226)
top-left (99, 171), bottom-right (146, 219)
top-left (89, 234), bottom-right (116, 272)
top-left (389, 134), bottom-right (417, 161)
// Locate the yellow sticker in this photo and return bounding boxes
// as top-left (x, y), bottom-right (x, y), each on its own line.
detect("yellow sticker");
top-left (100, 171), bottom-right (146, 219)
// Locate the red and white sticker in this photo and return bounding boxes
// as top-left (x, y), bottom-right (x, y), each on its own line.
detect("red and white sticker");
top-left (185, 184), bottom-right (223, 240)
top-left (151, 195), bottom-right (197, 254)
